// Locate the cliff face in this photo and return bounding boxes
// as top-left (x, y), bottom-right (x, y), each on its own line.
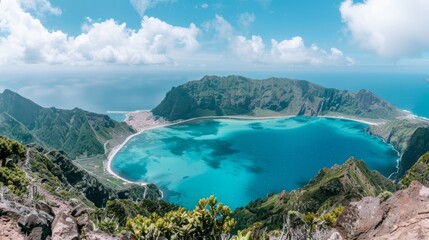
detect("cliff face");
top-left (41, 148), bottom-right (161, 208)
top-left (401, 152), bottom-right (429, 187)
top-left (0, 90), bottom-right (135, 159)
top-left (232, 158), bottom-right (395, 231)
top-left (152, 75), bottom-right (405, 121)
top-left (369, 119), bottom-right (429, 178)
top-left (330, 181), bottom-right (429, 240)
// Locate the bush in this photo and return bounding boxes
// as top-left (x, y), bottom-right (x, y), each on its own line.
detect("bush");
top-left (126, 195), bottom-right (236, 239)
top-left (0, 166), bottom-right (29, 196)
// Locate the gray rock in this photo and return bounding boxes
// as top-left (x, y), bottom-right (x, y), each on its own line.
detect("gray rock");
top-left (71, 204), bottom-right (87, 218)
top-left (51, 212), bottom-right (79, 240)
top-left (336, 197), bottom-right (383, 239)
top-left (335, 181), bottom-right (429, 240)
top-left (18, 210), bottom-right (53, 240)
top-left (36, 201), bottom-right (55, 218)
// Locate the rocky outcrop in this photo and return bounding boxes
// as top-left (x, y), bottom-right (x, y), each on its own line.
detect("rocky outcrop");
top-left (0, 195), bottom-right (54, 240)
top-left (152, 75), bottom-right (405, 121)
top-left (333, 181), bottom-right (429, 240)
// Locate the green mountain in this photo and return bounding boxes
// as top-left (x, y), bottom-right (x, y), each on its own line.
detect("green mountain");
top-left (152, 75), bottom-right (406, 121)
top-left (0, 89), bottom-right (135, 159)
top-left (401, 152), bottom-right (429, 187)
top-left (232, 157), bottom-right (396, 231)
top-left (369, 119), bottom-right (429, 178)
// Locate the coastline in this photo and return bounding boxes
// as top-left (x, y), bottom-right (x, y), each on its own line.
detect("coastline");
top-left (106, 111), bottom-right (390, 185)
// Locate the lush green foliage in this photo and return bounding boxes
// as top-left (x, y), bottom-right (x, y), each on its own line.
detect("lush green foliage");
top-left (319, 206), bottom-right (346, 226)
top-left (0, 136), bottom-right (25, 167)
top-left (125, 195), bottom-right (236, 239)
top-left (0, 165), bottom-right (29, 196)
top-left (92, 198), bottom-right (179, 234)
top-left (0, 136), bottom-right (28, 195)
top-left (401, 152), bottom-right (429, 188)
top-left (0, 90), bottom-right (135, 159)
top-left (233, 158), bottom-right (395, 231)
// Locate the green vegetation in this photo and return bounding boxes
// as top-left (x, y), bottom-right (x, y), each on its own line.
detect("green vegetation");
top-left (0, 165), bottom-right (29, 196)
top-left (125, 195), bottom-right (235, 239)
top-left (0, 136), bottom-right (28, 195)
top-left (94, 198), bottom-right (179, 228)
top-left (0, 136), bottom-right (25, 167)
top-left (0, 89), bottom-right (135, 159)
top-left (233, 158), bottom-right (395, 231)
top-left (152, 75), bottom-right (405, 121)
top-left (401, 152), bottom-right (429, 188)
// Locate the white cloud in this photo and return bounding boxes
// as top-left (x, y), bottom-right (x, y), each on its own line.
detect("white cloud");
top-left (340, 0), bottom-right (429, 59)
top-left (130, 0), bottom-right (175, 17)
top-left (0, 0), bottom-right (199, 65)
top-left (201, 3), bottom-right (209, 9)
top-left (18, 0), bottom-right (61, 16)
top-left (210, 16), bottom-right (353, 66)
top-left (238, 12), bottom-right (255, 31)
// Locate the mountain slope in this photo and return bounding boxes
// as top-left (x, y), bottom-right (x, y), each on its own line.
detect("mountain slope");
top-left (0, 89), bottom-right (135, 159)
top-left (152, 75), bottom-right (406, 121)
top-left (369, 119), bottom-right (429, 178)
top-left (232, 158), bottom-right (396, 231)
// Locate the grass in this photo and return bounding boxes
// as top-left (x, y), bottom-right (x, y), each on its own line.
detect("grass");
top-left (73, 155), bottom-right (129, 190)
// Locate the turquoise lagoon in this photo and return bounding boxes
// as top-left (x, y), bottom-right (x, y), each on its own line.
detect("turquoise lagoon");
top-left (111, 117), bottom-right (398, 209)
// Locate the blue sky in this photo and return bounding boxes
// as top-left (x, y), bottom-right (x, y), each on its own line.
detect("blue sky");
top-left (0, 0), bottom-right (428, 71)
top-left (0, 0), bottom-right (428, 113)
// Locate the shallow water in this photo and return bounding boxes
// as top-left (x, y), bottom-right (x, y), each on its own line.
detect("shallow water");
top-left (111, 117), bottom-right (398, 209)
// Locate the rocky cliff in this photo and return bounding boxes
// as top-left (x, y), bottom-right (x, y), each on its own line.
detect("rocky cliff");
top-left (0, 89), bottom-right (135, 159)
top-left (328, 181), bottom-right (429, 240)
top-left (152, 75), bottom-right (406, 121)
top-left (232, 158), bottom-right (396, 231)
top-left (369, 119), bottom-right (429, 178)
top-left (0, 136), bottom-right (163, 240)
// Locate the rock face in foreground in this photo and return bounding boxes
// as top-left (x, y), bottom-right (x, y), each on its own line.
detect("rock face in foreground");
top-left (333, 181), bottom-right (429, 240)
top-left (152, 75), bottom-right (405, 121)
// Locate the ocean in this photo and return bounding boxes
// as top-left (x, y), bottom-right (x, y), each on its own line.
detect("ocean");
top-left (111, 117), bottom-right (398, 209)
top-left (1, 71), bottom-right (428, 118)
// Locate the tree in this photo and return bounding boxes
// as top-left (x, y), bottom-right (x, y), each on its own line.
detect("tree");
top-left (0, 136), bottom-right (26, 167)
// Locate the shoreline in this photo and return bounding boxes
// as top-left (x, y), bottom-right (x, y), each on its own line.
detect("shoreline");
top-left (106, 111), bottom-right (390, 185)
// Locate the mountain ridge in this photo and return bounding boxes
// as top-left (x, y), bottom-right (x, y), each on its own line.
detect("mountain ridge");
top-left (0, 89), bottom-right (135, 159)
top-left (152, 75), bottom-right (406, 121)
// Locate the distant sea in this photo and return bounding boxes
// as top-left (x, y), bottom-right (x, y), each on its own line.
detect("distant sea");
top-left (104, 72), bottom-right (429, 120)
top-left (111, 117), bottom-right (398, 209)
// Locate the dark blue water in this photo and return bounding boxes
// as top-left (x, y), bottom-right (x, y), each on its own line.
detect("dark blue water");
top-left (111, 117), bottom-right (398, 209)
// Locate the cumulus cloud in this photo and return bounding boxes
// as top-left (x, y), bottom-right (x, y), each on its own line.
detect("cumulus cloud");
top-left (340, 0), bottom-right (429, 59)
top-left (18, 0), bottom-right (61, 16)
top-left (0, 0), bottom-right (199, 65)
top-left (210, 16), bottom-right (353, 66)
top-left (238, 12), bottom-right (255, 32)
top-left (130, 0), bottom-right (176, 17)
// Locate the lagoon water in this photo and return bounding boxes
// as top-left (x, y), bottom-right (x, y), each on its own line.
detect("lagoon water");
top-left (111, 117), bottom-right (398, 209)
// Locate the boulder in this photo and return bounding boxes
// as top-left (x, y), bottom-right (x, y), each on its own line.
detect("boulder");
top-left (336, 197), bottom-right (383, 239)
top-left (36, 201), bottom-right (55, 218)
top-left (335, 181), bottom-right (429, 240)
top-left (71, 204), bottom-right (87, 218)
top-left (51, 212), bottom-right (79, 240)
top-left (18, 210), bottom-right (53, 240)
